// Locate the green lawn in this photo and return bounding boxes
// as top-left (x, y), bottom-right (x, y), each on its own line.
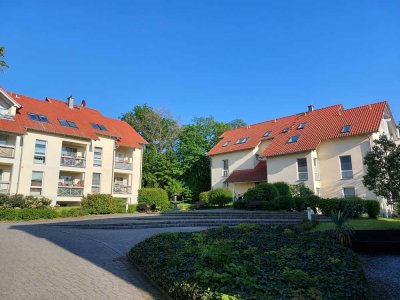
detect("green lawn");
top-left (314, 217), bottom-right (400, 231)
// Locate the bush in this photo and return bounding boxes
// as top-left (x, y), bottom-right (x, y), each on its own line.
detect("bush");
top-left (57, 207), bottom-right (88, 218)
top-left (317, 197), bottom-right (364, 218)
top-left (256, 183), bottom-right (279, 202)
top-left (272, 182), bottom-right (291, 197)
top-left (290, 183), bottom-right (314, 198)
top-left (243, 187), bottom-right (264, 201)
top-left (304, 195), bottom-right (319, 213)
top-left (260, 200), bottom-right (277, 211)
top-left (127, 204), bottom-right (137, 213)
top-left (208, 188), bottom-right (232, 207)
top-left (7, 194), bottom-right (25, 208)
top-left (233, 199), bottom-right (247, 209)
top-left (294, 197), bottom-right (306, 211)
top-left (199, 191), bottom-right (209, 203)
top-left (24, 196), bottom-right (52, 208)
top-left (0, 193), bottom-right (9, 207)
top-left (130, 225), bottom-right (368, 299)
top-left (0, 208), bottom-right (57, 221)
top-left (81, 194), bottom-right (125, 214)
top-left (273, 195), bottom-right (294, 211)
top-left (137, 203), bottom-right (148, 212)
top-left (0, 194), bottom-right (52, 209)
top-left (138, 188), bottom-right (169, 210)
top-left (364, 200), bottom-right (380, 218)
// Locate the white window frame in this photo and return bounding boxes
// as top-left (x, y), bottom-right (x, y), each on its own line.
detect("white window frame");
top-left (222, 159), bottom-right (229, 177)
top-left (92, 173), bottom-right (101, 194)
top-left (343, 187), bottom-right (356, 198)
top-left (34, 140), bottom-right (47, 164)
top-left (30, 171), bottom-right (44, 195)
top-left (313, 158), bottom-right (320, 181)
top-left (297, 158), bottom-right (308, 181)
top-left (94, 147), bottom-right (102, 166)
top-left (340, 155), bottom-right (353, 179)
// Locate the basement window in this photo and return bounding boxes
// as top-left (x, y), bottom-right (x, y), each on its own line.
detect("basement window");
top-left (288, 135), bottom-right (300, 143)
top-left (297, 123), bottom-right (306, 129)
top-left (92, 123), bottom-right (108, 131)
top-left (28, 113), bottom-right (49, 123)
top-left (59, 119), bottom-right (78, 128)
top-left (341, 125), bottom-right (352, 133)
top-left (263, 130), bottom-right (272, 137)
top-left (222, 140), bottom-right (231, 147)
top-left (235, 137), bottom-right (249, 144)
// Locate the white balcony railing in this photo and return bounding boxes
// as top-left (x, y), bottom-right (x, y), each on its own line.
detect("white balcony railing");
top-left (0, 181), bottom-right (10, 194)
top-left (113, 185), bottom-right (132, 194)
top-left (114, 161), bottom-right (133, 170)
top-left (57, 186), bottom-right (84, 197)
top-left (60, 156), bottom-right (86, 168)
top-left (0, 145), bottom-right (15, 158)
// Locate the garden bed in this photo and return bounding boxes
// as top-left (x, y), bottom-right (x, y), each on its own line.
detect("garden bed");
top-left (129, 225), bottom-right (368, 299)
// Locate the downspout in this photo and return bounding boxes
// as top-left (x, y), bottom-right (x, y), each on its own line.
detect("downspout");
top-left (111, 141), bottom-right (116, 195)
top-left (16, 135), bottom-right (25, 194)
top-left (139, 144), bottom-right (144, 189)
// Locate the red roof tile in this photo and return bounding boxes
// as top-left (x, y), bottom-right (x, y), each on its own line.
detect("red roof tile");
top-left (208, 102), bottom-right (389, 157)
top-left (1, 89), bottom-right (147, 148)
top-left (226, 161), bottom-right (268, 183)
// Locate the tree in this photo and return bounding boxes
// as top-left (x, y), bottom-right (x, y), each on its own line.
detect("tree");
top-left (363, 135), bottom-right (400, 204)
top-left (0, 47), bottom-right (9, 71)
top-left (229, 119), bottom-right (247, 129)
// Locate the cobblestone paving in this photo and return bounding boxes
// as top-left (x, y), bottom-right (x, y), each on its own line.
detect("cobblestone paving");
top-left (0, 218), bottom-right (205, 300)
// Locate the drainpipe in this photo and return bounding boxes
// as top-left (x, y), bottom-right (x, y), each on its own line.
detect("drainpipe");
top-left (111, 142), bottom-right (116, 195)
top-left (16, 135), bottom-right (25, 195)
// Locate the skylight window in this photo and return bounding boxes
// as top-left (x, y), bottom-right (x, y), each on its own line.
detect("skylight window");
top-left (341, 125), bottom-right (352, 133)
top-left (92, 123), bottom-right (108, 131)
top-left (282, 127), bottom-right (289, 133)
top-left (28, 113), bottom-right (49, 123)
top-left (263, 130), bottom-right (272, 137)
top-left (297, 123), bottom-right (306, 129)
top-left (288, 135), bottom-right (300, 143)
top-left (235, 137), bottom-right (249, 144)
top-left (59, 119), bottom-right (78, 129)
top-left (222, 140), bottom-right (231, 147)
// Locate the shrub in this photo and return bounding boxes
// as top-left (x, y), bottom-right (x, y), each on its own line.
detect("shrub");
top-left (256, 183), bottom-right (279, 202)
top-left (244, 200), bottom-right (263, 210)
top-left (294, 197), bottom-right (306, 211)
top-left (127, 204), bottom-right (138, 213)
top-left (260, 201), bottom-right (277, 211)
top-left (24, 196), bottom-right (52, 208)
top-left (0, 208), bottom-right (57, 221)
top-left (7, 194), bottom-right (25, 208)
top-left (81, 194), bottom-right (125, 214)
top-left (193, 201), bottom-right (205, 210)
top-left (272, 182), bottom-right (291, 197)
top-left (317, 197), bottom-right (364, 218)
top-left (199, 191), bottom-right (209, 203)
top-left (233, 199), bottom-right (247, 209)
top-left (273, 195), bottom-right (294, 211)
top-left (137, 203), bottom-right (148, 212)
top-left (243, 187), bottom-right (264, 201)
top-left (138, 188), bottom-right (169, 210)
top-left (208, 188), bottom-right (232, 207)
top-left (0, 193), bottom-right (9, 207)
top-left (364, 200), bottom-right (380, 218)
top-left (57, 207), bottom-right (88, 218)
top-left (304, 195), bottom-right (319, 213)
top-left (290, 183), bottom-right (314, 198)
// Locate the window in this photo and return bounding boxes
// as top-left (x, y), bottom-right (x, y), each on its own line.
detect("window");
top-left (34, 140), bottom-right (47, 164)
top-left (59, 119), bottom-right (78, 128)
top-left (28, 113), bottom-right (49, 123)
top-left (288, 135), bottom-right (300, 143)
top-left (282, 127), bottom-right (289, 133)
top-left (343, 187), bottom-right (356, 198)
top-left (297, 158), bottom-right (308, 181)
top-left (340, 155), bottom-right (353, 179)
top-left (235, 137), bottom-right (249, 144)
top-left (297, 123), bottom-right (306, 129)
top-left (91, 123), bottom-right (107, 131)
top-left (222, 159), bottom-right (229, 177)
top-left (94, 147), bottom-right (102, 166)
top-left (30, 171), bottom-right (44, 195)
top-left (222, 140), bottom-right (231, 147)
top-left (0, 135), bottom-right (7, 145)
top-left (263, 130), bottom-right (272, 137)
top-left (92, 173), bottom-right (101, 194)
top-left (313, 158), bottom-right (320, 181)
top-left (62, 146), bottom-right (77, 157)
top-left (341, 125), bottom-right (352, 133)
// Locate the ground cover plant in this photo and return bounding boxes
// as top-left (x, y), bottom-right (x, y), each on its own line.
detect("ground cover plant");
top-left (129, 225), bottom-right (368, 299)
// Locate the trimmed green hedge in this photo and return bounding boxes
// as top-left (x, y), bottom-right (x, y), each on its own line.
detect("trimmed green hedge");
top-left (363, 200), bottom-right (380, 218)
top-left (273, 195), bottom-right (294, 211)
top-left (0, 194), bottom-right (52, 209)
top-left (208, 188), bottom-right (232, 207)
top-left (272, 182), bottom-right (291, 197)
top-left (81, 194), bottom-right (125, 214)
top-left (317, 197), bottom-right (365, 218)
top-left (0, 208), bottom-right (57, 220)
top-left (130, 225), bottom-right (368, 299)
top-left (138, 188), bottom-right (169, 210)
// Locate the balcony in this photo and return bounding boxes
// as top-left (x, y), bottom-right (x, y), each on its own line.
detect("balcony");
top-left (0, 145), bottom-right (15, 158)
top-left (60, 156), bottom-right (86, 168)
top-left (0, 181), bottom-right (10, 194)
top-left (58, 179), bottom-right (84, 197)
top-left (113, 184), bottom-right (132, 194)
top-left (114, 161), bottom-right (133, 170)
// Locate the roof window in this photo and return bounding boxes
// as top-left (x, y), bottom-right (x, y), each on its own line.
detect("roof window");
top-left (288, 135), bottom-right (300, 143)
top-left (263, 130), bottom-right (272, 137)
top-left (297, 123), bottom-right (306, 129)
top-left (341, 125), bottom-right (352, 133)
top-left (235, 137), bottom-right (249, 144)
top-left (92, 123), bottom-right (108, 131)
top-left (282, 127), bottom-right (289, 133)
top-left (28, 113), bottom-right (49, 123)
top-left (59, 119), bottom-right (78, 128)
top-left (222, 140), bottom-right (231, 147)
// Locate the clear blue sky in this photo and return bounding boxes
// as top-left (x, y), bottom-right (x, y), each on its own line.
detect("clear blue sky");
top-left (1, 0), bottom-right (399, 125)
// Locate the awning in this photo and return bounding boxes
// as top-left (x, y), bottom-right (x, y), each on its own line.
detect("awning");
top-left (226, 161), bottom-right (268, 183)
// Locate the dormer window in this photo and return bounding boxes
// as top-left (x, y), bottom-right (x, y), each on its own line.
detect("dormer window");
top-left (235, 137), bottom-right (249, 144)
top-left (222, 140), bottom-right (231, 147)
top-left (288, 135), bottom-right (300, 143)
top-left (263, 130), bottom-right (272, 137)
top-left (92, 123), bottom-right (107, 131)
top-left (59, 119), bottom-right (78, 128)
top-left (341, 125), bottom-right (352, 133)
top-left (297, 123), bottom-right (306, 129)
top-left (282, 127), bottom-right (289, 133)
top-left (28, 113), bottom-right (49, 123)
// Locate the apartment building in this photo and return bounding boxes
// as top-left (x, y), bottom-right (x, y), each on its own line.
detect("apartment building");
top-left (208, 101), bottom-right (398, 211)
top-left (0, 87), bottom-right (147, 206)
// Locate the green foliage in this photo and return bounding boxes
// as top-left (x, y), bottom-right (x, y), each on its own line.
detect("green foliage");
top-left (138, 188), bottom-right (170, 210)
top-left (208, 188), bottom-right (232, 207)
top-left (0, 208), bottom-right (57, 220)
top-left (293, 197), bottom-right (306, 211)
top-left (6, 194), bottom-right (25, 208)
top-left (233, 199), bottom-right (247, 209)
top-left (0, 47), bottom-right (8, 71)
top-left (304, 195), bottom-right (320, 213)
top-left (272, 182), bottom-right (291, 196)
top-left (317, 197), bottom-right (364, 218)
top-left (129, 225), bottom-right (368, 299)
top-left (56, 207), bottom-right (88, 218)
top-left (243, 187), bottom-right (263, 201)
top-left (331, 211), bottom-right (354, 246)
top-left (363, 200), bottom-right (380, 218)
top-left (273, 195), bottom-right (294, 211)
top-left (23, 196), bottom-right (52, 208)
top-left (199, 191), bottom-right (209, 203)
top-left (256, 183), bottom-right (279, 201)
top-left (290, 182), bottom-right (314, 198)
top-left (165, 178), bottom-right (192, 201)
top-left (0, 194), bottom-right (52, 209)
top-left (363, 134), bottom-right (400, 204)
top-left (127, 204), bottom-right (138, 213)
top-left (81, 194), bottom-right (125, 214)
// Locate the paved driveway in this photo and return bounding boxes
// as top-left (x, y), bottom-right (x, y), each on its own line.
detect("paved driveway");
top-left (0, 217), bottom-right (206, 300)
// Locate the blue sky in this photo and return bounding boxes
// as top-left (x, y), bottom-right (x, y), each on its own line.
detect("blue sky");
top-left (1, 0), bottom-right (399, 125)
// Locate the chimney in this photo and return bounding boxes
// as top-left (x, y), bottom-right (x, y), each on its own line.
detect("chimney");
top-left (308, 104), bottom-right (314, 112)
top-left (67, 95), bottom-right (74, 109)
top-left (81, 100), bottom-right (86, 107)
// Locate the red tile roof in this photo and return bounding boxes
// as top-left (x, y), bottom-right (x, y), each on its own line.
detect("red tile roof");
top-left (226, 161), bottom-right (268, 183)
top-left (0, 89), bottom-right (147, 148)
top-left (208, 101), bottom-right (389, 157)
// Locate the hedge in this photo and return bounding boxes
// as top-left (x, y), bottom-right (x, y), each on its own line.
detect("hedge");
top-left (208, 188), bottom-right (232, 207)
top-left (272, 182), bottom-right (291, 197)
top-left (81, 194), bottom-right (125, 214)
top-left (138, 188), bottom-right (169, 210)
top-left (130, 225), bottom-right (368, 299)
top-left (316, 197), bottom-right (365, 218)
top-left (0, 208), bottom-right (57, 221)
top-left (273, 195), bottom-right (294, 211)
top-left (0, 194), bottom-right (52, 209)
top-left (363, 200), bottom-right (380, 218)
top-left (244, 183), bottom-right (279, 202)
top-left (199, 191), bottom-right (209, 203)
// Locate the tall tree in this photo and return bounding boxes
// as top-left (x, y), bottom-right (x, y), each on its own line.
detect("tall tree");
top-left (0, 47), bottom-right (9, 71)
top-left (229, 119), bottom-right (247, 129)
top-left (363, 134), bottom-right (400, 204)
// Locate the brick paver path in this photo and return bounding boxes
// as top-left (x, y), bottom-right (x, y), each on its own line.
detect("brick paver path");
top-left (0, 217), bottom-right (205, 300)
